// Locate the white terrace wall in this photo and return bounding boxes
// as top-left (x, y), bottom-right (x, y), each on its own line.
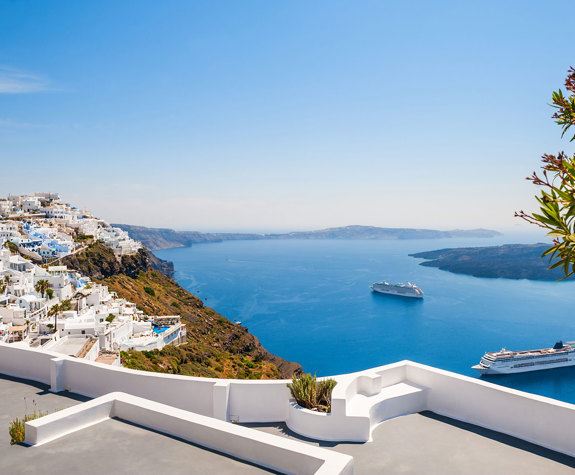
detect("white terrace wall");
top-left (227, 379), bottom-right (292, 422)
top-left (25, 392), bottom-right (354, 475)
top-left (0, 342), bottom-right (290, 421)
top-left (62, 358), bottom-right (217, 416)
top-left (1, 342), bottom-right (575, 458)
top-left (0, 343), bottom-right (56, 385)
top-left (406, 363), bottom-right (575, 458)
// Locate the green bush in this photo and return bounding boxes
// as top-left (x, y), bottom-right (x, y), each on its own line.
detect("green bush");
top-left (8, 418), bottom-right (24, 445)
top-left (287, 373), bottom-right (337, 413)
top-left (144, 287), bottom-right (155, 297)
top-left (105, 314), bottom-right (115, 323)
top-left (9, 410), bottom-right (48, 445)
top-left (317, 378), bottom-right (337, 410)
top-left (242, 358), bottom-right (255, 369)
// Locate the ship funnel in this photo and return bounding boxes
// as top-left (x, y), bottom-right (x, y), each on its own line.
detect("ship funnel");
top-left (553, 341), bottom-right (564, 350)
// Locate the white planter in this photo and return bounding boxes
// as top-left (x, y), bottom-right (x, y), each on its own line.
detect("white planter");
top-left (286, 399), bottom-right (370, 442)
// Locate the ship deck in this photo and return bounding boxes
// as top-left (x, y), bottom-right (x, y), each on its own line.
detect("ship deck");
top-left (487, 347), bottom-right (574, 360)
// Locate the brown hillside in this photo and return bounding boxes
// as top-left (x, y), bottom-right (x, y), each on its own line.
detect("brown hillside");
top-left (64, 242), bottom-right (302, 379)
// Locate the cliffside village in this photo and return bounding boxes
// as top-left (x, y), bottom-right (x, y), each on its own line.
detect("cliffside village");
top-left (0, 193), bottom-right (185, 365)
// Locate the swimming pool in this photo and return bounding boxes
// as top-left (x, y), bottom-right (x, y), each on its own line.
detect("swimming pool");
top-left (153, 326), bottom-right (169, 334)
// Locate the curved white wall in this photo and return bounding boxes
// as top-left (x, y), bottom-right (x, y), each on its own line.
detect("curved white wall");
top-left (1, 342), bottom-right (575, 457)
top-left (286, 400), bottom-right (369, 441)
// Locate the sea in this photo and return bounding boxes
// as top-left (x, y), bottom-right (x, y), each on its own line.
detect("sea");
top-left (155, 235), bottom-right (575, 405)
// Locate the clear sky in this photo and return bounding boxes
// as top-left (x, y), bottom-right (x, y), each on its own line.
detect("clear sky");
top-left (1, 1), bottom-right (573, 232)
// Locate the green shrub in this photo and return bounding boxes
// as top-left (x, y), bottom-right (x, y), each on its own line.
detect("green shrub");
top-left (171, 301), bottom-right (181, 309)
top-left (8, 418), bottom-right (24, 445)
top-left (242, 357), bottom-right (255, 369)
top-left (144, 287), bottom-right (155, 297)
top-left (287, 373), bottom-right (337, 413)
top-left (76, 234), bottom-right (93, 241)
top-left (9, 410), bottom-right (48, 445)
top-left (317, 378), bottom-right (337, 410)
top-left (105, 314), bottom-right (115, 323)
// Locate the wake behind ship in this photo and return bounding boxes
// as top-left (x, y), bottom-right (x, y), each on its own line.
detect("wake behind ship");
top-left (472, 341), bottom-right (575, 375)
top-left (370, 281), bottom-right (424, 299)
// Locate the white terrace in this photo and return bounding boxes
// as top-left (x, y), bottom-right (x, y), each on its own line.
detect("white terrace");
top-left (0, 342), bottom-right (573, 474)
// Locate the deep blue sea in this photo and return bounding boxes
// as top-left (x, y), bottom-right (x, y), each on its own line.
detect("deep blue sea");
top-left (156, 236), bottom-right (575, 405)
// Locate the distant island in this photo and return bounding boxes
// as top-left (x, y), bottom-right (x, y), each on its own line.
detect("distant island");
top-left (114, 224), bottom-right (502, 251)
top-left (410, 243), bottom-right (572, 281)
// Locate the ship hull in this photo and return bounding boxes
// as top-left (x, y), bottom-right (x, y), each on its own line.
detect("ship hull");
top-left (370, 287), bottom-right (423, 299)
top-left (371, 289), bottom-right (423, 299)
top-left (472, 358), bottom-right (575, 375)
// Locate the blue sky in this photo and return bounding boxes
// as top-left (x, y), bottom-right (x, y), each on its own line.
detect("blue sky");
top-left (0, 1), bottom-right (573, 232)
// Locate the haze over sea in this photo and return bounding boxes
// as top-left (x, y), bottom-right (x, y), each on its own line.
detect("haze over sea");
top-left (156, 235), bottom-right (575, 405)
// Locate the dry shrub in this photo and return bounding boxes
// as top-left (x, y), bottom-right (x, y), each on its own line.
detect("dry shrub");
top-left (9, 410), bottom-right (48, 445)
top-left (287, 373), bottom-right (337, 413)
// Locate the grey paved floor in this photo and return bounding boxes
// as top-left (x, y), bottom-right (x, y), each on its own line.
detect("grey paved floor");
top-left (0, 375), bottom-right (270, 475)
top-left (2, 374), bottom-right (574, 474)
top-left (246, 413), bottom-right (575, 474)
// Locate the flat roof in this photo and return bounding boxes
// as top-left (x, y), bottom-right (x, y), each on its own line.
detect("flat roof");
top-left (0, 375), bottom-right (271, 474)
top-left (49, 337), bottom-right (91, 357)
top-left (246, 414), bottom-right (575, 474)
top-left (2, 374), bottom-right (574, 474)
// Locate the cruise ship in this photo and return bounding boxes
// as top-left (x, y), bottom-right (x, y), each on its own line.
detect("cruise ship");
top-left (472, 341), bottom-right (575, 375)
top-left (370, 281), bottom-right (424, 299)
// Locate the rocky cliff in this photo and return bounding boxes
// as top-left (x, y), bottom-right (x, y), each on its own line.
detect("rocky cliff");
top-left (63, 242), bottom-right (302, 378)
top-left (63, 243), bottom-right (174, 279)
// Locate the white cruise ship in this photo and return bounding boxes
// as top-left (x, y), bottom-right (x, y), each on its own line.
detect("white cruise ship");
top-left (472, 341), bottom-right (575, 375)
top-left (370, 281), bottom-right (424, 299)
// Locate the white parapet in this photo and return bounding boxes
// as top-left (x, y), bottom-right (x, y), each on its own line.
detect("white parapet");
top-left (24, 392), bottom-right (354, 475)
top-left (1, 342), bottom-right (575, 458)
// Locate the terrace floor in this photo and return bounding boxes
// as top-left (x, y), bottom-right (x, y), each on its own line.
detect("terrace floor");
top-left (0, 375), bottom-right (270, 474)
top-left (246, 414), bottom-right (575, 474)
top-left (1, 373), bottom-right (574, 474)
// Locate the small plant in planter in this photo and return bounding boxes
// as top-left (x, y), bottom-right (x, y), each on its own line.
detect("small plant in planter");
top-left (287, 373), bottom-right (337, 413)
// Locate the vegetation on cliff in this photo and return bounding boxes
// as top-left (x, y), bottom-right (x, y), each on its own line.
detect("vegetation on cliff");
top-left (63, 242), bottom-right (173, 279)
top-left (63, 242), bottom-right (302, 379)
